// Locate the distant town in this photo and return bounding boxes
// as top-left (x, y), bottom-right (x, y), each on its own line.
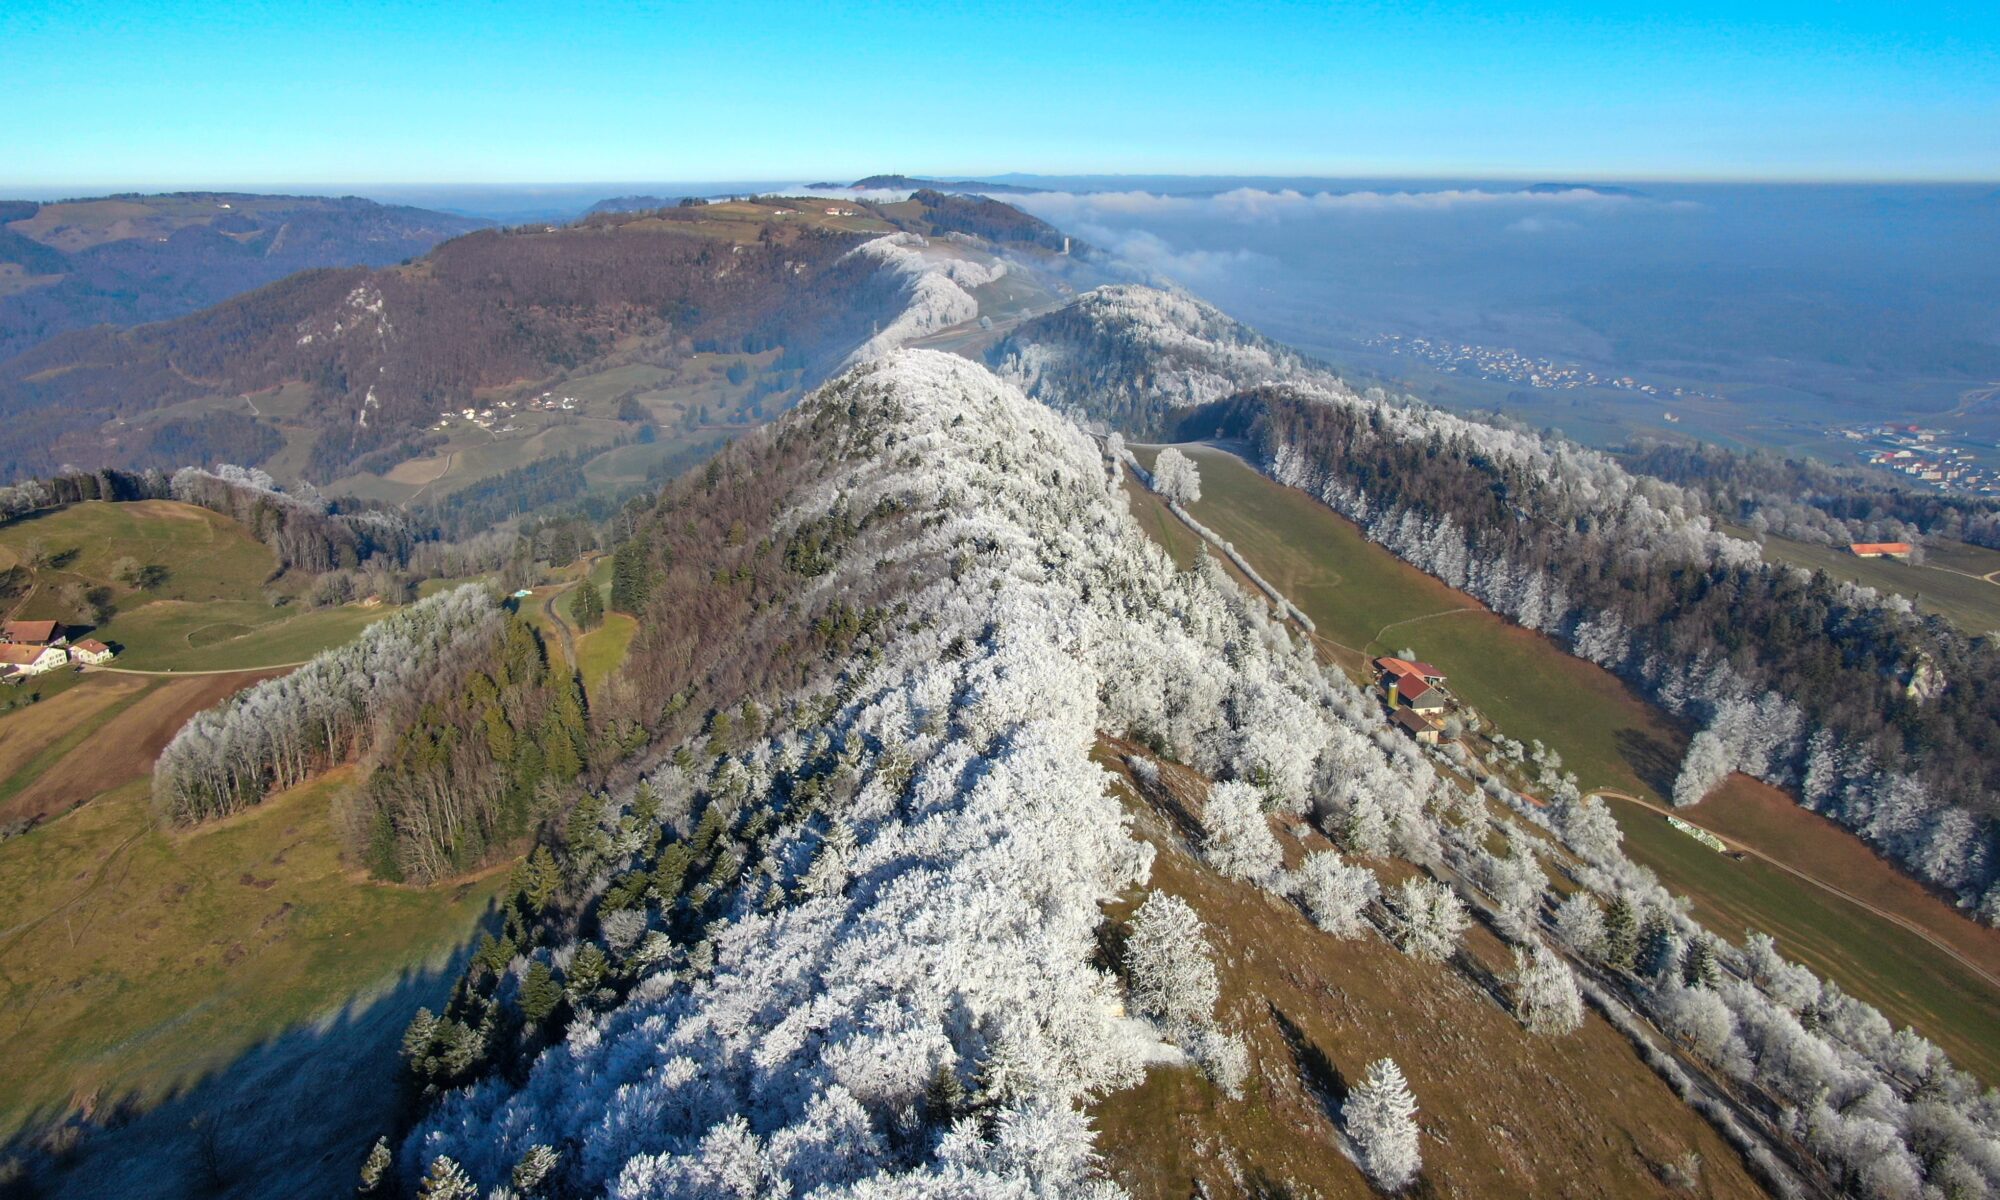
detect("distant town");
top-left (1362, 333), bottom-right (1725, 405)
top-left (1834, 422), bottom-right (1999, 497)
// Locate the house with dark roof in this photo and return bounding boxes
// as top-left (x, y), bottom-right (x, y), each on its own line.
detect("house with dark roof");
top-left (1393, 707), bottom-right (1443, 745)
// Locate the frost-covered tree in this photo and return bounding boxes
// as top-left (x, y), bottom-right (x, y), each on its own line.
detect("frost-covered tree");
top-left (1344, 1057), bottom-right (1421, 1191)
top-left (1510, 941), bottom-right (1585, 1036)
top-left (358, 1136), bottom-right (393, 1194)
top-left (1202, 781), bottom-right (1282, 882)
top-left (415, 1155), bottom-right (477, 1200)
top-left (1153, 446), bottom-right (1202, 506)
top-left (1671, 729), bottom-right (1733, 808)
top-left (1389, 876), bottom-right (1468, 964)
top-left (1125, 891), bottom-right (1220, 1032)
top-left (1290, 850), bottom-right (1379, 937)
top-left (1552, 890), bottom-right (1606, 957)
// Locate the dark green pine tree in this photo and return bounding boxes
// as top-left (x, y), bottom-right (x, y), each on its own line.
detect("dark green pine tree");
top-left (1681, 935), bottom-right (1719, 989)
top-left (518, 961), bottom-right (563, 1025)
top-left (609, 539), bottom-right (653, 615)
top-left (572, 580), bottom-right (604, 630)
top-left (923, 1062), bottom-right (967, 1125)
top-left (1636, 915), bottom-right (1678, 981)
top-left (1602, 895), bottom-right (1638, 971)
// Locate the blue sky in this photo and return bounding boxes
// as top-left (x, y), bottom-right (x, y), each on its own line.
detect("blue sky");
top-left (3, 0), bottom-right (1995, 187)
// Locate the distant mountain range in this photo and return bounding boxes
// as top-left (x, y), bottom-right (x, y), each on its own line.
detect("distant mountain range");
top-left (808, 174), bottom-right (1047, 195)
top-left (0, 191), bottom-right (1076, 487)
top-left (0, 192), bottom-right (488, 362)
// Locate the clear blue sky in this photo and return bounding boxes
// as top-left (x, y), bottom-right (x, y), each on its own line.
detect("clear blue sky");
top-left (4, 0), bottom-right (1995, 188)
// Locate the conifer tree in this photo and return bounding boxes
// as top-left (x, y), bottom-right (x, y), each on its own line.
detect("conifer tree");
top-left (1602, 895), bottom-right (1638, 970)
top-left (358, 1136), bottom-right (393, 1194)
top-left (416, 1155), bottom-right (477, 1200)
top-left (1681, 935), bottom-right (1719, 990)
top-left (1345, 1057), bottom-right (1421, 1191)
top-left (519, 961), bottom-right (563, 1024)
top-left (572, 579), bottom-right (604, 630)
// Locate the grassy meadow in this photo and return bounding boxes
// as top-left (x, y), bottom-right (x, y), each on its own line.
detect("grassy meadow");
top-left (1133, 445), bottom-right (2000, 1080)
top-left (0, 770), bottom-right (502, 1132)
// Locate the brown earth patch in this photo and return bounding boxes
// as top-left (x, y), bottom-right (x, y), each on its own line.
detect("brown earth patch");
top-left (2, 669), bottom-right (283, 824)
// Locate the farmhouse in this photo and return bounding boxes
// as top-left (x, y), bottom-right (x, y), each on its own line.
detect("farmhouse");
top-left (1849, 542), bottom-right (1913, 560)
top-left (1393, 707), bottom-right (1444, 745)
top-left (2, 619), bottom-right (64, 646)
top-left (69, 639), bottom-right (115, 665)
top-left (1375, 655), bottom-right (1448, 711)
top-left (0, 642), bottom-right (70, 676)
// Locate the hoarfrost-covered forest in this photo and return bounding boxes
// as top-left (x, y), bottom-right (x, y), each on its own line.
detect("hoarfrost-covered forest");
top-left (370, 350), bottom-right (1998, 1198)
top-left (994, 286), bottom-right (2000, 922)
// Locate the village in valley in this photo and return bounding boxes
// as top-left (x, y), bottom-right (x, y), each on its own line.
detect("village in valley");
top-left (0, 619), bottom-right (114, 681)
top-left (1835, 421), bottom-right (2000, 496)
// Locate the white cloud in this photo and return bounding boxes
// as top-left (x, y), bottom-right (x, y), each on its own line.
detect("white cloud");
top-left (1008, 185), bottom-right (1661, 226)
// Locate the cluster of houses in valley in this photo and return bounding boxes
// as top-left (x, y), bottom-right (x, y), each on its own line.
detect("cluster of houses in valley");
top-left (0, 620), bottom-right (114, 680)
top-left (1374, 655), bottom-right (1454, 745)
top-left (1836, 423), bottom-right (1998, 496)
top-left (435, 392), bottom-right (577, 433)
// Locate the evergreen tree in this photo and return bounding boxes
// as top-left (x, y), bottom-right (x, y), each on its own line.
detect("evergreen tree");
top-left (923, 1061), bottom-right (966, 1124)
top-left (1602, 895), bottom-right (1638, 970)
top-left (567, 942), bottom-right (610, 1001)
top-left (358, 1136), bottom-right (393, 1194)
top-left (416, 1155), bottom-right (478, 1200)
top-left (1636, 914), bottom-right (1680, 981)
top-left (517, 846), bottom-right (562, 911)
top-left (572, 580), bottom-right (604, 630)
top-left (512, 1144), bottom-right (560, 1194)
top-left (609, 539), bottom-right (652, 614)
top-left (1345, 1057), bottom-right (1421, 1191)
top-left (519, 961), bottom-right (563, 1024)
top-left (1681, 935), bottom-right (1719, 990)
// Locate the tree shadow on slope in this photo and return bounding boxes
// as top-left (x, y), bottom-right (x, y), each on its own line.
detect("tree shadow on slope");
top-left (1615, 726), bottom-right (1683, 799)
top-left (1, 923), bottom-right (489, 1200)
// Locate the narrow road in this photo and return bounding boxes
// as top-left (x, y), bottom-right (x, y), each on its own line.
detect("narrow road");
top-left (90, 663), bottom-right (307, 676)
top-left (1364, 606), bottom-right (1481, 651)
top-left (541, 585), bottom-right (579, 665)
top-left (1593, 788), bottom-right (2000, 994)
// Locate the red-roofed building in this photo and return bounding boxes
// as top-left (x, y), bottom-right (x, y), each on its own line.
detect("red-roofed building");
top-left (1849, 542), bottom-right (1913, 560)
top-left (1, 619), bottom-right (62, 646)
top-left (70, 639), bottom-right (115, 665)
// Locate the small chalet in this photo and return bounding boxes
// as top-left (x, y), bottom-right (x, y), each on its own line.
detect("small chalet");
top-left (1, 619), bottom-right (63, 646)
top-left (1393, 708), bottom-right (1443, 745)
top-left (70, 639), bottom-right (115, 665)
top-left (1849, 542), bottom-right (1912, 560)
top-left (0, 642), bottom-right (69, 676)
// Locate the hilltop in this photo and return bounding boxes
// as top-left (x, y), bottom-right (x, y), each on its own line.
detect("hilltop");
top-left (0, 192), bottom-right (486, 362)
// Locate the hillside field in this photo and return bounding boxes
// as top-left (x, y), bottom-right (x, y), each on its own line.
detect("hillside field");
top-left (0, 769), bottom-right (502, 1135)
top-left (1727, 523), bottom-right (2000, 635)
top-left (1134, 444), bottom-right (2000, 1081)
top-left (0, 500), bottom-right (396, 670)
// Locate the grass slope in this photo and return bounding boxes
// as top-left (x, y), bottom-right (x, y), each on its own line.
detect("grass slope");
top-left (0, 770), bottom-right (501, 1133)
top-left (1091, 743), bottom-right (1769, 1199)
top-left (0, 500), bottom-right (393, 669)
top-left (1133, 445), bottom-right (2000, 1081)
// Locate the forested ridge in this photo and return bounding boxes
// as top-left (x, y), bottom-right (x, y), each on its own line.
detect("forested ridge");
top-left (295, 351), bottom-right (1997, 1200)
top-left (0, 191), bottom-right (486, 362)
top-left (996, 284), bottom-right (2000, 921)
